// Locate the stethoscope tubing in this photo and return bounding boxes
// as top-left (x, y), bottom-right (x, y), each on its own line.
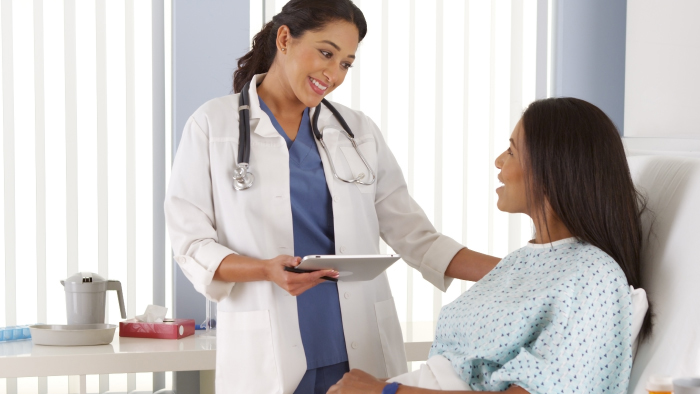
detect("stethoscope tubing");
top-left (238, 81), bottom-right (252, 164)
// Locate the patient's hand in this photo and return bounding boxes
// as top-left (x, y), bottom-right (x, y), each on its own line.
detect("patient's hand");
top-left (327, 369), bottom-right (386, 394)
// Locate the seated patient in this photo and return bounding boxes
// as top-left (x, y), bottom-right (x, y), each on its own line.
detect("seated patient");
top-left (328, 97), bottom-right (652, 394)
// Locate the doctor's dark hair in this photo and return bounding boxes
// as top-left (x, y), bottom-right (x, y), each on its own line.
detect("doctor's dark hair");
top-left (520, 97), bottom-right (653, 343)
top-left (233, 0), bottom-right (367, 93)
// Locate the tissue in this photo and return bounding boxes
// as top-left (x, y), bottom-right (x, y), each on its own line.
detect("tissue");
top-left (135, 304), bottom-right (168, 323)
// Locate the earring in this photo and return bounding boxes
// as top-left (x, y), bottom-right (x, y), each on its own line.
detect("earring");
top-left (281, 48), bottom-right (286, 52)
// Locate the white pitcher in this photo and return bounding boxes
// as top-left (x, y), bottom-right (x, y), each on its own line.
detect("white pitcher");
top-left (61, 272), bottom-right (126, 324)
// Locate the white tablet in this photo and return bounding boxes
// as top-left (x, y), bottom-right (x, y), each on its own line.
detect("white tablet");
top-left (297, 254), bottom-right (401, 282)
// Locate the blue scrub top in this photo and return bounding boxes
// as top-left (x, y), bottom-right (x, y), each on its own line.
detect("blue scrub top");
top-left (259, 98), bottom-right (349, 369)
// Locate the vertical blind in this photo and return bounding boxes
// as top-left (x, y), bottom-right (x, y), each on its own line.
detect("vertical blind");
top-left (253, 0), bottom-right (550, 356)
top-left (0, 0), bottom-right (171, 393)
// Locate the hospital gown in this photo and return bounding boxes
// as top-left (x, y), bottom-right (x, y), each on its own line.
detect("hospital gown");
top-left (430, 237), bottom-right (633, 393)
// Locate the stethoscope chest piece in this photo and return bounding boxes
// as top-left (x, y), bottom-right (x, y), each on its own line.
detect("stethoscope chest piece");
top-left (232, 163), bottom-right (255, 190)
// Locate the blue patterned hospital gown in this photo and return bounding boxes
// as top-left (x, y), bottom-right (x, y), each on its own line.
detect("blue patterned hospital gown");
top-left (430, 237), bottom-right (633, 393)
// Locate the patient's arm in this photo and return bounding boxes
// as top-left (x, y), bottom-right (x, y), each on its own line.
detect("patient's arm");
top-left (326, 369), bottom-right (529, 394)
top-left (444, 247), bottom-right (501, 282)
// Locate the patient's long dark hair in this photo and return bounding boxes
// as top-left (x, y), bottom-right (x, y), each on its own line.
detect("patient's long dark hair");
top-left (521, 97), bottom-right (652, 342)
top-left (233, 0), bottom-right (367, 93)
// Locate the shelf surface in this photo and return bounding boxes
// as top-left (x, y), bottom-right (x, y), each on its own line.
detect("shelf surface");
top-left (0, 329), bottom-right (216, 378)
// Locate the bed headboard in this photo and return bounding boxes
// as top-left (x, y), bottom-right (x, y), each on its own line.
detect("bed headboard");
top-left (627, 155), bottom-right (700, 393)
top-left (624, 137), bottom-right (700, 158)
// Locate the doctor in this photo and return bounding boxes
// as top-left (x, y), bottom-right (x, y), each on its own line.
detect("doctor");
top-left (165, 0), bottom-right (497, 393)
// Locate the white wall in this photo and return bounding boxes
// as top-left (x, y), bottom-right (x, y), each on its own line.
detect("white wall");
top-left (624, 0), bottom-right (700, 138)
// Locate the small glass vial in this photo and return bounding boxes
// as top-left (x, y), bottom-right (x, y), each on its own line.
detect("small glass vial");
top-left (202, 298), bottom-right (217, 337)
top-left (647, 375), bottom-right (673, 394)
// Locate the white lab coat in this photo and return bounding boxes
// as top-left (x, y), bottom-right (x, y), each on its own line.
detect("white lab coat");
top-left (164, 74), bottom-right (464, 394)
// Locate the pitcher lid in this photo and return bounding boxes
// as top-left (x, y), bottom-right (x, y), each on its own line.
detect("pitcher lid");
top-left (64, 272), bottom-right (107, 284)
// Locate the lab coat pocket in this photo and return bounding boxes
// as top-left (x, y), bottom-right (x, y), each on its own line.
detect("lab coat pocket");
top-left (375, 298), bottom-right (408, 378)
top-left (339, 143), bottom-right (377, 194)
top-left (216, 309), bottom-right (281, 393)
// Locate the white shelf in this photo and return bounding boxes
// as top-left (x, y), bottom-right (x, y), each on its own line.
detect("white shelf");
top-left (0, 329), bottom-right (216, 378)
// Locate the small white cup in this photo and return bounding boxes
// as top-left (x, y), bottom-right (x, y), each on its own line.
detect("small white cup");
top-left (674, 378), bottom-right (700, 394)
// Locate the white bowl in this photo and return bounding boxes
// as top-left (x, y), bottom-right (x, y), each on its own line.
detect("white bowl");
top-left (30, 324), bottom-right (116, 346)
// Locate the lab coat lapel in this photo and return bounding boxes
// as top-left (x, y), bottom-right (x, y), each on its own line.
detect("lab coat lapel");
top-left (247, 73), bottom-right (283, 139)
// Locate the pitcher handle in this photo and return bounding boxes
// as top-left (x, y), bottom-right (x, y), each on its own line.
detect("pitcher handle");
top-left (107, 280), bottom-right (127, 319)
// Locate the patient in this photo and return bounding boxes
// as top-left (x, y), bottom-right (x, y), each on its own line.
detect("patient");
top-left (328, 98), bottom-right (652, 394)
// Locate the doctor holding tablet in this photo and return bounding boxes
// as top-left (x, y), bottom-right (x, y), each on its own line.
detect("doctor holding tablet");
top-left (164, 1), bottom-right (498, 393)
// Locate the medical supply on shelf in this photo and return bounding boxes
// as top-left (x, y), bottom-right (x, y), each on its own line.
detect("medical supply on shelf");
top-left (30, 324), bottom-right (116, 346)
top-left (647, 375), bottom-right (673, 394)
top-left (0, 325), bottom-right (31, 342)
top-left (119, 319), bottom-right (195, 339)
top-left (61, 272), bottom-right (126, 324)
top-left (197, 298), bottom-right (217, 336)
top-left (135, 304), bottom-right (168, 323)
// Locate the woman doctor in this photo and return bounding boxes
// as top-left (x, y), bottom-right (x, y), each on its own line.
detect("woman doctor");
top-left (165, 0), bottom-right (497, 393)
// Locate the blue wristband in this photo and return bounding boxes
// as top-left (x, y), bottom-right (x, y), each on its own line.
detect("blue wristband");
top-left (382, 382), bottom-right (400, 394)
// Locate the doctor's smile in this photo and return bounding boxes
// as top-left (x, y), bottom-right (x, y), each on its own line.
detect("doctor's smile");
top-left (309, 76), bottom-right (329, 94)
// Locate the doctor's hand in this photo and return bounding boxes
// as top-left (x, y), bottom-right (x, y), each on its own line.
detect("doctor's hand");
top-left (265, 255), bottom-right (338, 296)
top-left (327, 369), bottom-right (386, 394)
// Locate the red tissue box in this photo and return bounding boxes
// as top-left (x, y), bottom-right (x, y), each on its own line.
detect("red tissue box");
top-left (119, 319), bottom-right (195, 339)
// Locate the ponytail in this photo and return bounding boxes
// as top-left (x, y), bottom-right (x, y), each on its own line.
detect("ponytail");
top-left (233, 21), bottom-right (277, 93)
top-left (232, 0), bottom-right (368, 93)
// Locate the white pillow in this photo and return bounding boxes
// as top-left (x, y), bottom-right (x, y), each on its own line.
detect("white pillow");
top-left (630, 285), bottom-right (648, 356)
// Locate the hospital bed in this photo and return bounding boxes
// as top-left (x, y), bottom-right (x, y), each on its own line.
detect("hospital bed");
top-left (627, 154), bottom-right (700, 393)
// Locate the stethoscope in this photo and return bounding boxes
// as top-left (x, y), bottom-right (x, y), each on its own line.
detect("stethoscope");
top-left (233, 81), bottom-right (376, 191)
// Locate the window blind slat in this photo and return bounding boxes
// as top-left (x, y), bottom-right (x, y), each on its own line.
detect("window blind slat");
top-left (106, 0), bottom-right (128, 327)
top-left (405, 0), bottom-right (416, 343)
top-left (34, 0), bottom-right (46, 327)
top-left (460, 0), bottom-right (471, 295)
top-left (63, 0), bottom-right (78, 280)
top-left (153, 0), bottom-right (167, 313)
top-left (350, 0), bottom-right (361, 111)
top-left (134, 0), bottom-right (153, 321)
top-left (536, 0), bottom-right (549, 100)
top-left (127, 0), bottom-right (140, 389)
top-left (125, 0), bottom-right (136, 322)
top-left (44, 0), bottom-right (67, 327)
top-left (0, 0), bottom-right (6, 333)
top-left (380, 0), bottom-right (388, 141)
top-left (76, 0), bottom-right (98, 276)
top-left (487, 0), bottom-right (497, 256)
top-left (2, 0), bottom-right (16, 330)
top-left (95, 6), bottom-right (110, 391)
top-left (164, 0), bottom-right (173, 317)
top-left (64, 0), bottom-right (78, 278)
top-left (15, 0), bottom-right (39, 329)
top-left (432, 0), bottom-right (443, 327)
top-left (96, 0), bottom-right (108, 284)
top-left (508, 1), bottom-right (524, 254)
